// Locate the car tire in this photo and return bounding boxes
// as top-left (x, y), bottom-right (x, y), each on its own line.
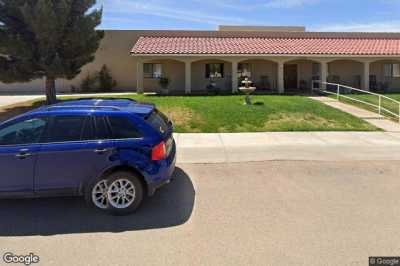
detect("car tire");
top-left (105, 171), bottom-right (144, 216)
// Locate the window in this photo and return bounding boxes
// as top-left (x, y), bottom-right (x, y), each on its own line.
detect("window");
top-left (0, 117), bottom-right (47, 145)
top-left (393, 64), bottom-right (400, 77)
top-left (146, 109), bottom-right (169, 136)
top-left (94, 116), bottom-right (111, 140)
top-left (81, 117), bottom-right (95, 141)
top-left (108, 116), bottom-right (142, 139)
top-left (206, 63), bottom-right (224, 78)
top-left (384, 64), bottom-right (400, 78)
top-left (46, 116), bottom-right (87, 142)
top-left (144, 63), bottom-right (162, 79)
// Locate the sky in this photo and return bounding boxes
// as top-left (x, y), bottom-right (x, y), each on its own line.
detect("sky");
top-left (97, 0), bottom-right (400, 32)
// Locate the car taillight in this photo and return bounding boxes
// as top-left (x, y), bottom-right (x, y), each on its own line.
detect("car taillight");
top-left (152, 141), bottom-right (166, 161)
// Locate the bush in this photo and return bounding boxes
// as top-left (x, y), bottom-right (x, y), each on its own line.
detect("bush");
top-left (80, 73), bottom-right (98, 92)
top-left (80, 65), bottom-right (117, 92)
top-left (98, 65), bottom-right (117, 92)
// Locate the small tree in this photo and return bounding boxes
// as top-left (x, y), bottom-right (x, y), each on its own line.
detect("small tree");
top-left (80, 73), bottom-right (98, 92)
top-left (98, 65), bottom-right (117, 92)
top-left (0, 0), bottom-right (104, 104)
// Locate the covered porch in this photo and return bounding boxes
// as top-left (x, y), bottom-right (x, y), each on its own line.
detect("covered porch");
top-left (131, 35), bottom-right (400, 94)
top-left (135, 56), bottom-right (399, 95)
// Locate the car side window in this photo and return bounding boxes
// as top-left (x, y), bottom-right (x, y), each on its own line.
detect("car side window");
top-left (81, 116), bottom-right (95, 141)
top-left (107, 116), bottom-right (142, 139)
top-left (94, 116), bottom-right (111, 140)
top-left (0, 117), bottom-right (47, 145)
top-left (45, 116), bottom-right (87, 143)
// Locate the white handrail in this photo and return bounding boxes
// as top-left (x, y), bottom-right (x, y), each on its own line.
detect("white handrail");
top-left (312, 80), bottom-right (400, 123)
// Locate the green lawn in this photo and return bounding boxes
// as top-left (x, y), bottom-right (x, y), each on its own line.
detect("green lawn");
top-left (0, 95), bottom-right (378, 132)
top-left (61, 94), bottom-right (377, 132)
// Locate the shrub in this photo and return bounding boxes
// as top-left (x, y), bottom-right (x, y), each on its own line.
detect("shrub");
top-left (80, 65), bottom-right (117, 92)
top-left (80, 73), bottom-right (98, 92)
top-left (98, 65), bottom-right (117, 92)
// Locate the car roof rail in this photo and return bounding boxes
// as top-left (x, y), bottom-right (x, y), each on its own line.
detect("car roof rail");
top-left (46, 105), bottom-right (122, 111)
top-left (60, 97), bottom-right (137, 102)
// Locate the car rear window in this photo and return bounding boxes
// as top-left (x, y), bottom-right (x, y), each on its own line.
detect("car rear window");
top-left (146, 109), bottom-right (169, 136)
top-left (108, 116), bottom-right (142, 139)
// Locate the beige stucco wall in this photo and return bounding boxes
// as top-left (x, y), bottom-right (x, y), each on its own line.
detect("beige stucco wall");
top-left (328, 60), bottom-right (363, 88)
top-left (0, 30), bottom-right (144, 94)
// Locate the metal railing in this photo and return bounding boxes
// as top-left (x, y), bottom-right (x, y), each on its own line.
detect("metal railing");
top-left (312, 80), bottom-right (400, 123)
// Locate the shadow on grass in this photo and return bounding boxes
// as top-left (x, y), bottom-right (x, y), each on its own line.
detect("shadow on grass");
top-left (0, 167), bottom-right (195, 237)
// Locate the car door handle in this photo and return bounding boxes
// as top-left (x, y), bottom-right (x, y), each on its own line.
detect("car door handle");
top-left (94, 148), bottom-right (109, 154)
top-left (16, 151), bottom-right (32, 159)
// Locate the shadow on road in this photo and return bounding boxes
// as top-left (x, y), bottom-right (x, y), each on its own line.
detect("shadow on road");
top-left (0, 167), bottom-right (195, 237)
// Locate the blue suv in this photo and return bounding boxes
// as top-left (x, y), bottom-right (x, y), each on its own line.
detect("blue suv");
top-left (0, 99), bottom-right (176, 215)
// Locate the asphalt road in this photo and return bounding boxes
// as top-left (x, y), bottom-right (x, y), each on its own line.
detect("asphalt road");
top-left (0, 161), bottom-right (399, 266)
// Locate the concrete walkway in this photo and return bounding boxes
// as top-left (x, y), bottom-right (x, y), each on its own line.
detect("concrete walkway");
top-left (175, 132), bottom-right (400, 163)
top-left (310, 96), bottom-right (400, 132)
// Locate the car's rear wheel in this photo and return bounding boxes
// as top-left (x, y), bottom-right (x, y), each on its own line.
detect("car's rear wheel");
top-left (91, 180), bottom-right (109, 210)
top-left (85, 178), bottom-right (109, 211)
top-left (105, 171), bottom-right (144, 215)
top-left (85, 171), bottom-right (144, 215)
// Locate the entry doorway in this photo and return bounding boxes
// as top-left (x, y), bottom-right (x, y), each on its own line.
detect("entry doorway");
top-left (284, 64), bottom-right (298, 90)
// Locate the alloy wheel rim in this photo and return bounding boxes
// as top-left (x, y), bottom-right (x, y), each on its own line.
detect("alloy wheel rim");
top-left (107, 179), bottom-right (136, 209)
top-left (92, 180), bottom-right (109, 209)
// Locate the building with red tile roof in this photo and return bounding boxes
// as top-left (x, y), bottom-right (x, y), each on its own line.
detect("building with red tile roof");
top-left (2, 26), bottom-right (400, 94)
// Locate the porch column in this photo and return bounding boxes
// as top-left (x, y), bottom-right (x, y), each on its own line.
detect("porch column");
top-left (185, 60), bottom-right (192, 94)
top-left (231, 61), bottom-right (239, 93)
top-left (320, 61), bottom-right (328, 90)
top-left (136, 59), bottom-right (144, 94)
top-left (277, 61), bottom-right (285, 94)
top-left (363, 61), bottom-right (370, 91)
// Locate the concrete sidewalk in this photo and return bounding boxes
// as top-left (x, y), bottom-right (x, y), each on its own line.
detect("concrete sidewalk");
top-left (311, 96), bottom-right (400, 132)
top-left (0, 95), bottom-right (41, 107)
top-left (175, 132), bottom-right (400, 163)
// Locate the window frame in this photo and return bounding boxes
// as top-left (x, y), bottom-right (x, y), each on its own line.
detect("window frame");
top-left (0, 116), bottom-right (49, 147)
top-left (393, 64), bottom-right (400, 78)
top-left (143, 63), bottom-right (163, 79)
top-left (93, 116), bottom-right (113, 141)
top-left (40, 115), bottom-right (91, 144)
top-left (384, 63), bottom-right (400, 78)
top-left (205, 63), bottom-right (224, 79)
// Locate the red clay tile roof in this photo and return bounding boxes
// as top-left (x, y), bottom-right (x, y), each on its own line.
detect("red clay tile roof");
top-left (131, 36), bottom-right (400, 56)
